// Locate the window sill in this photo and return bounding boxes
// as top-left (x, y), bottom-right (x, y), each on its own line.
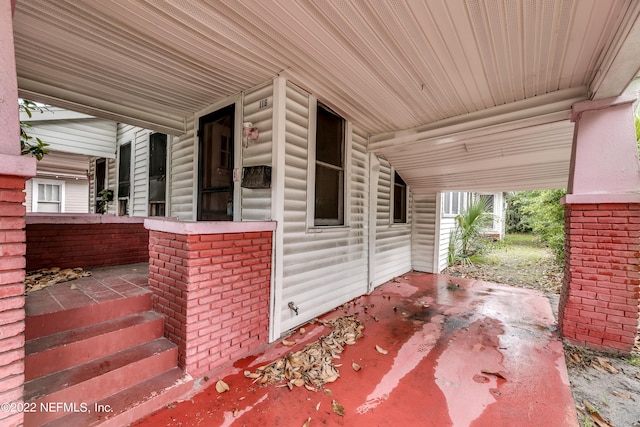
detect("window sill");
top-left (306, 225), bottom-right (350, 233)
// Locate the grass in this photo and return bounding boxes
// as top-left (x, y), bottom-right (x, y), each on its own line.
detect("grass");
top-left (445, 233), bottom-right (564, 294)
top-left (628, 355), bottom-right (640, 367)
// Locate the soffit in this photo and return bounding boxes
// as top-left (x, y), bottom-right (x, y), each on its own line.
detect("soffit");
top-left (12, 0), bottom-right (640, 192)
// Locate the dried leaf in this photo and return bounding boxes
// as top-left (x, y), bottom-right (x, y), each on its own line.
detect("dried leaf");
top-left (480, 369), bottom-right (508, 381)
top-left (324, 388), bottom-right (333, 396)
top-left (244, 370), bottom-right (260, 379)
top-left (282, 339), bottom-right (297, 346)
top-left (299, 328), bottom-right (306, 334)
top-left (305, 384), bottom-right (317, 392)
top-left (316, 402), bottom-right (321, 411)
top-left (232, 408), bottom-right (239, 417)
top-left (302, 418), bottom-right (311, 427)
top-left (324, 374), bottom-right (339, 383)
top-left (596, 357), bottom-right (618, 374)
top-left (216, 380), bottom-right (230, 393)
top-left (590, 361), bottom-right (607, 373)
top-left (352, 362), bottom-right (361, 371)
top-left (375, 345), bottom-right (388, 355)
top-left (331, 400), bottom-right (345, 416)
top-left (70, 283), bottom-right (78, 290)
top-left (611, 390), bottom-right (631, 399)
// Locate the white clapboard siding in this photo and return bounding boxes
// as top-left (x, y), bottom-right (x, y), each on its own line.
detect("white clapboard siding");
top-left (278, 82), bottom-right (368, 334)
top-left (412, 193), bottom-right (437, 273)
top-left (170, 116), bottom-right (196, 220)
top-left (372, 158), bottom-right (412, 287)
top-left (28, 118), bottom-right (117, 158)
top-left (132, 129), bottom-right (150, 216)
top-left (438, 194), bottom-right (458, 272)
top-left (88, 159), bottom-right (96, 213)
top-left (64, 179), bottom-right (90, 213)
top-left (241, 81), bottom-right (273, 221)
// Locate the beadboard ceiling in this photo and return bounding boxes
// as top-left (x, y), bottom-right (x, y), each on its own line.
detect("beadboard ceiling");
top-left (12, 0), bottom-right (640, 193)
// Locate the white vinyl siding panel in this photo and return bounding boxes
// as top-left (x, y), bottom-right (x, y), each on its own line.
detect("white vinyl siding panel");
top-left (241, 82), bottom-right (273, 221)
top-left (64, 179), bottom-right (89, 213)
top-left (27, 118), bottom-right (117, 158)
top-left (438, 215), bottom-right (457, 273)
top-left (372, 159), bottom-right (412, 287)
top-left (170, 117), bottom-right (196, 220)
top-left (412, 193), bottom-right (437, 273)
top-left (132, 130), bottom-right (150, 216)
top-left (278, 82), bottom-right (368, 334)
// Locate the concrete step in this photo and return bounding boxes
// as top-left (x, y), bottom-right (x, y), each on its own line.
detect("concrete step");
top-left (26, 292), bottom-right (152, 340)
top-left (24, 338), bottom-right (178, 427)
top-left (42, 368), bottom-right (193, 427)
top-left (25, 311), bottom-right (165, 381)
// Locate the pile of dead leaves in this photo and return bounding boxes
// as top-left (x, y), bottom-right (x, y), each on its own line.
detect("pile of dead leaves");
top-left (244, 315), bottom-right (364, 390)
top-left (566, 348), bottom-right (620, 374)
top-left (25, 267), bottom-right (91, 294)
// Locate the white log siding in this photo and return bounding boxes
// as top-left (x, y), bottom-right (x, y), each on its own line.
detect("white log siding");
top-left (241, 82), bottom-right (274, 221)
top-left (132, 129), bottom-right (150, 216)
top-left (276, 81), bottom-right (369, 335)
top-left (371, 159), bottom-right (413, 288)
top-left (412, 193), bottom-right (438, 273)
top-left (169, 116), bottom-right (196, 220)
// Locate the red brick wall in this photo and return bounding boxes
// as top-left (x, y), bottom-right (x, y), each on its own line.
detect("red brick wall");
top-left (26, 220), bottom-right (149, 271)
top-left (0, 176), bottom-right (27, 427)
top-left (148, 230), bottom-right (272, 378)
top-left (559, 203), bottom-right (640, 353)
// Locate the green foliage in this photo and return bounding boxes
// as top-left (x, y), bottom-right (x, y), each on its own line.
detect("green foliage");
top-left (448, 195), bottom-right (493, 266)
top-left (97, 189), bottom-right (114, 214)
top-left (20, 99), bottom-right (49, 160)
top-left (506, 190), bottom-right (566, 262)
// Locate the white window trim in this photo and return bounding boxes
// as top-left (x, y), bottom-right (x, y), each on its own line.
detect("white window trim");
top-left (390, 168), bottom-right (409, 225)
top-left (306, 98), bottom-right (351, 232)
top-left (32, 178), bottom-right (65, 213)
top-left (442, 192), bottom-right (470, 217)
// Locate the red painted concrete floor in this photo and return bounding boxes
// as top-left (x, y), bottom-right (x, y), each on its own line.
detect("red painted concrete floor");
top-left (25, 263), bottom-right (149, 317)
top-left (133, 272), bottom-right (578, 427)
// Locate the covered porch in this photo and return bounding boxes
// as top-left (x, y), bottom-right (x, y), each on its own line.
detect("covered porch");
top-left (2, 1), bottom-right (640, 426)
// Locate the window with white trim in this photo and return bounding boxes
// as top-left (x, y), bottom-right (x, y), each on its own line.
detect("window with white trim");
top-left (442, 192), bottom-right (470, 216)
top-left (33, 179), bottom-right (64, 213)
top-left (314, 104), bottom-right (345, 226)
top-left (393, 171), bottom-right (407, 224)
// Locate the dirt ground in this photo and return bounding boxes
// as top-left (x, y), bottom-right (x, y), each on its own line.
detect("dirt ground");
top-left (443, 234), bottom-right (640, 427)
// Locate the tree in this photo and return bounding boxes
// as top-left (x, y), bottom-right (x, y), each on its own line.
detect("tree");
top-left (19, 99), bottom-right (49, 160)
top-left (506, 189), bottom-right (566, 262)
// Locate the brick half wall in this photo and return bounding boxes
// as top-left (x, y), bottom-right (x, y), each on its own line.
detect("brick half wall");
top-left (146, 220), bottom-right (275, 379)
top-left (0, 175), bottom-right (30, 427)
top-left (559, 203), bottom-right (640, 353)
top-left (26, 214), bottom-right (148, 271)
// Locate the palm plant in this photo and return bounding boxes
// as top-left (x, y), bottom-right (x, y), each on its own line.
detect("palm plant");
top-left (449, 195), bottom-right (493, 265)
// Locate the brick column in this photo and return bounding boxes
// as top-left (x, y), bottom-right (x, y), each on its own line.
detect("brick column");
top-left (559, 203), bottom-right (640, 352)
top-left (145, 219), bottom-right (275, 378)
top-left (559, 94), bottom-right (640, 353)
top-left (1, 0), bottom-right (37, 425)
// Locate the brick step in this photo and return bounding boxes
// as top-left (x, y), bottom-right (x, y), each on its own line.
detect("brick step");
top-left (25, 311), bottom-right (165, 381)
top-left (24, 338), bottom-right (178, 427)
top-left (26, 292), bottom-right (152, 340)
top-left (42, 368), bottom-right (193, 427)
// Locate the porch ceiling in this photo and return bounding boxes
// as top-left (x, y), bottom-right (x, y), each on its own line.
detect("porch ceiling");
top-left (12, 0), bottom-right (640, 193)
